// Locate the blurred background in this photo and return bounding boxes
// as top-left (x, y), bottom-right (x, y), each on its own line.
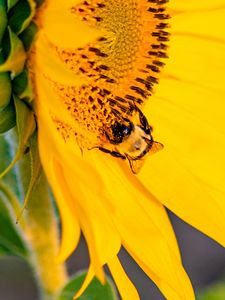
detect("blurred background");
top-left (1, 211), bottom-right (225, 300)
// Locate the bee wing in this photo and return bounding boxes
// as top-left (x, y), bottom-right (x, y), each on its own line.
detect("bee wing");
top-left (149, 141), bottom-right (164, 154)
top-left (126, 141), bottom-right (164, 174)
top-left (126, 156), bottom-right (146, 174)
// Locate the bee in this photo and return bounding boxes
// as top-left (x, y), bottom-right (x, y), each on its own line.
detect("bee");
top-left (98, 106), bottom-right (163, 174)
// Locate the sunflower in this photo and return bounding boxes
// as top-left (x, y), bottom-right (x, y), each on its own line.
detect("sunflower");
top-left (29, 0), bottom-right (225, 299)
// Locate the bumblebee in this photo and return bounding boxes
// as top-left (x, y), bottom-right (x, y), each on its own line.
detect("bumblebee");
top-left (98, 107), bottom-right (163, 174)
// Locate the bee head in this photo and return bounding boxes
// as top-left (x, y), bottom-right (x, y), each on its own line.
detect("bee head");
top-left (108, 120), bottom-right (134, 144)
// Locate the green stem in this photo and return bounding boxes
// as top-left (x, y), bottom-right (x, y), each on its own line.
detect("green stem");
top-left (19, 160), bottom-right (68, 299)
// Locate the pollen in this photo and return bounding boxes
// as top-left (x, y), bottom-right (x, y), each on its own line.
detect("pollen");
top-left (43, 0), bottom-right (169, 148)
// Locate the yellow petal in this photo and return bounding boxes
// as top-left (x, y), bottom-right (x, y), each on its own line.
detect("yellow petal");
top-left (108, 256), bottom-right (140, 300)
top-left (170, 7), bottom-right (225, 41)
top-left (73, 267), bottom-right (95, 299)
top-left (140, 75), bottom-right (225, 246)
top-left (35, 68), bottom-right (121, 271)
top-left (88, 153), bottom-right (194, 300)
top-left (139, 150), bottom-right (225, 247)
top-left (38, 132), bottom-right (80, 261)
top-left (37, 0), bottom-right (102, 48)
top-left (128, 249), bottom-right (194, 300)
top-left (90, 151), bottom-right (180, 258)
top-left (35, 71), bottom-right (104, 191)
top-left (148, 97), bottom-right (225, 193)
top-left (154, 79), bottom-right (225, 135)
top-left (163, 36), bottom-right (225, 92)
top-left (169, 0), bottom-right (225, 11)
top-left (35, 32), bottom-right (88, 87)
top-left (64, 170), bottom-right (121, 277)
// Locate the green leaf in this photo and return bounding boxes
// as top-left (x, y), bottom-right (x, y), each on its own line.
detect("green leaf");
top-left (0, 27), bottom-right (26, 77)
top-left (0, 96), bottom-right (35, 178)
top-left (198, 283), bottom-right (225, 300)
top-left (0, 0), bottom-right (7, 43)
top-left (0, 52), bottom-right (12, 110)
top-left (8, 0), bottom-right (36, 34)
top-left (0, 101), bottom-right (16, 134)
top-left (0, 184), bottom-right (28, 257)
top-left (58, 272), bottom-right (118, 300)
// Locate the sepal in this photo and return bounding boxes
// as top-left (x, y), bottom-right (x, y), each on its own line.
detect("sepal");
top-left (0, 52), bottom-right (12, 110)
top-left (7, 0), bottom-right (19, 11)
top-left (0, 0), bottom-right (38, 133)
top-left (19, 21), bottom-right (38, 51)
top-left (13, 67), bottom-right (34, 101)
top-left (0, 96), bottom-right (36, 178)
top-left (0, 26), bottom-right (26, 78)
top-left (0, 100), bottom-right (16, 134)
top-left (16, 131), bottom-right (42, 221)
top-left (8, 0), bottom-right (36, 35)
top-left (0, 0), bottom-right (7, 43)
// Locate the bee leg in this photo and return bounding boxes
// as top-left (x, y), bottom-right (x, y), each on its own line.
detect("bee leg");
top-left (98, 147), bottom-right (126, 160)
top-left (136, 107), bottom-right (152, 135)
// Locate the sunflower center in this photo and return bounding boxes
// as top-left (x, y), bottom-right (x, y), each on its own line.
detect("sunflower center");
top-left (45, 0), bottom-right (169, 148)
top-left (72, 0), bottom-right (142, 81)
